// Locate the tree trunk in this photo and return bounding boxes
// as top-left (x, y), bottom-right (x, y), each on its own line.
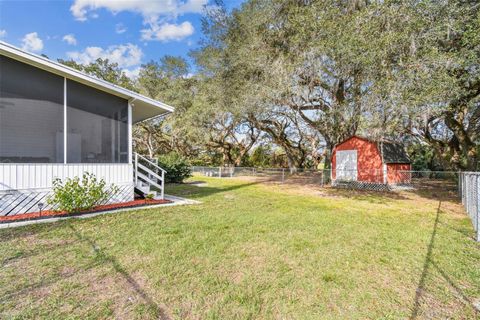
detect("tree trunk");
top-left (466, 145), bottom-right (478, 171)
top-left (323, 143), bottom-right (334, 170)
top-left (146, 134), bottom-right (155, 158)
top-left (286, 153), bottom-right (297, 173)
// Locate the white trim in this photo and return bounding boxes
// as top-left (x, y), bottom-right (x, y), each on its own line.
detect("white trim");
top-left (63, 77), bottom-right (67, 164)
top-left (0, 195), bottom-right (199, 229)
top-left (0, 41), bottom-right (174, 120)
top-left (383, 163), bottom-right (388, 184)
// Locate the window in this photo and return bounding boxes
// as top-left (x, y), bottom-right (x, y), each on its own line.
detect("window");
top-left (67, 80), bottom-right (128, 163)
top-left (0, 56), bottom-right (64, 163)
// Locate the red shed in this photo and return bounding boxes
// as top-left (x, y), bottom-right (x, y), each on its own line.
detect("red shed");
top-left (331, 136), bottom-right (411, 185)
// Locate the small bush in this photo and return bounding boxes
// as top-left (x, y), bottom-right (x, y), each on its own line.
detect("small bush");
top-left (48, 172), bottom-right (119, 213)
top-left (157, 152), bottom-right (192, 183)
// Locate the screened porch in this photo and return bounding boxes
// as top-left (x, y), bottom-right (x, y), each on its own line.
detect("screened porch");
top-left (0, 55), bottom-right (130, 165)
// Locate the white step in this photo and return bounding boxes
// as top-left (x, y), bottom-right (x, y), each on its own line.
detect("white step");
top-left (133, 153), bottom-right (166, 199)
top-left (135, 183), bottom-right (150, 193)
top-left (135, 182), bottom-right (157, 197)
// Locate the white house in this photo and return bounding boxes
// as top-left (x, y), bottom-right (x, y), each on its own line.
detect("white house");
top-left (0, 41), bottom-right (174, 216)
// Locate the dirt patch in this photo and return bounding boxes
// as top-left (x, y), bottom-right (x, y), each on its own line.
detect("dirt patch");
top-left (185, 181), bottom-right (208, 187)
top-left (84, 268), bottom-right (151, 319)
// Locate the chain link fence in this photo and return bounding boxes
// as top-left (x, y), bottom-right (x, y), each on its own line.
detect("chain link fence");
top-left (192, 166), bottom-right (458, 190)
top-left (332, 169), bottom-right (459, 191)
top-left (192, 166), bottom-right (331, 185)
top-left (459, 172), bottom-right (480, 242)
top-left (192, 166), bottom-right (478, 241)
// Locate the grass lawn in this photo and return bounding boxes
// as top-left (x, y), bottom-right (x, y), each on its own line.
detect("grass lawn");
top-left (1, 176), bottom-right (479, 319)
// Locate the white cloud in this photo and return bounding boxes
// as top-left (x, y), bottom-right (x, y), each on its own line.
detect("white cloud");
top-left (67, 43), bottom-right (143, 68)
top-left (21, 32), bottom-right (43, 52)
top-left (115, 23), bottom-right (127, 34)
top-left (70, 0), bottom-right (205, 41)
top-left (62, 34), bottom-right (77, 45)
top-left (70, 0), bottom-right (207, 21)
top-left (141, 21), bottom-right (194, 42)
top-left (123, 66), bottom-right (141, 79)
top-left (0, 30), bottom-right (6, 38)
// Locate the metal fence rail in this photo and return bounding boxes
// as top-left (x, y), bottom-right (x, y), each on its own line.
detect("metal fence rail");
top-left (192, 166), bottom-right (458, 189)
top-left (459, 172), bottom-right (480, 241)
top-left (192, 166), bottom-right (331, 185)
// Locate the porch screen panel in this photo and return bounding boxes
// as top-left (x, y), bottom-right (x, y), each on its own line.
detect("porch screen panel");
top-left (66, 80), bottom-right (128, 163)
top-left (0, 56), bottom-right (64, 163)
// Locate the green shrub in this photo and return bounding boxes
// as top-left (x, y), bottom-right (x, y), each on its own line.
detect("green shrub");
top-left (158, 152), bottom-right (192, 183)
top-left (48, 172), bottom-right (119, 213)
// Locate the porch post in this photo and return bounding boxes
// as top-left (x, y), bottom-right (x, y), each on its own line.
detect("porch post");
top-left (128, 101), bottom-right (133, 164)
top-left (63, 77), bottom-right (67, 164)
top-left (161, 170), bottom-right (165, 199)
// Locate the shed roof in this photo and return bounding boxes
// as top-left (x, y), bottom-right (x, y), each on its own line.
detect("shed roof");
top-left (0, 41), bottom-right (174, 123)
top-left (380, 141), bottom-right (411, 164)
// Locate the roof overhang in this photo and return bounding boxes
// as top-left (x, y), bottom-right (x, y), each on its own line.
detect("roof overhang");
top-left (0, 41), bottom-right (174, 123)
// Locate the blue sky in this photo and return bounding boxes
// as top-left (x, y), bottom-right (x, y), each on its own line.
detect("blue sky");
top-left (0, 0), bottom-right (244, 77)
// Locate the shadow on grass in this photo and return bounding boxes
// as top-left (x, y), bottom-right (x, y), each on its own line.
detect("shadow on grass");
top-left (405, 180), bottom-right (459, 202)
top-left (1, 260), bottom-right (102, 301)
top-left (0, 222), bottom-right (171, 319)
top-left (1, 239), bottom-right (85, 267)
top-left (410, 201), bottom-right (478, 319)
top-left (0, 222), bottom-right (88, 267)
top-left (68, 224), bottom-right (171, 320)
top-left (167, 180), bottom-right (262, 199)
top-left (185, 175), bottom-right (411, 204)
top-left (182, 175), bottom-right (463, 207)
top-left (323, 187), bottom-right (409, 202)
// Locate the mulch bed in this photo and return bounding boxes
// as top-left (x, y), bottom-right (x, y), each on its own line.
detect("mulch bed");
top-left (0, 198), bottom-right (172, 224)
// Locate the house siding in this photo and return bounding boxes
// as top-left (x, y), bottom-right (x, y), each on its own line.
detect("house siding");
top-left (0, 163), bottom-right (134, 216)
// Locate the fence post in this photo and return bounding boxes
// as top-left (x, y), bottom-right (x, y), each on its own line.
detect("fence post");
top-left (458, 171), bottom-right (461, 199)
top-left (477, 175), bottom-right (480, 242)
top-left (282, 168), bottom-right (285, 183)
top-left (219, 167), bottom-right (222, 178)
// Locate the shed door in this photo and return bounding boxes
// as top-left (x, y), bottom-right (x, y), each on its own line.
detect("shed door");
top-left (336, 150), bottom-right (357, 181)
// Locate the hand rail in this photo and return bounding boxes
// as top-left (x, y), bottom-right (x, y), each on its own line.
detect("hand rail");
top-left (137, 162), bottom-right (163, 183)
top-left (132, 152), bottom-right (167, 199)
top-left (136, 171), bottom-right (163, 192)
top-left (134, 153), bottom-right (166, 173)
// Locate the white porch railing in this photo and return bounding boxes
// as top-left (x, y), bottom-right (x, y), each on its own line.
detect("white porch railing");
top-left (133, 153), bottom-right (166, 199)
